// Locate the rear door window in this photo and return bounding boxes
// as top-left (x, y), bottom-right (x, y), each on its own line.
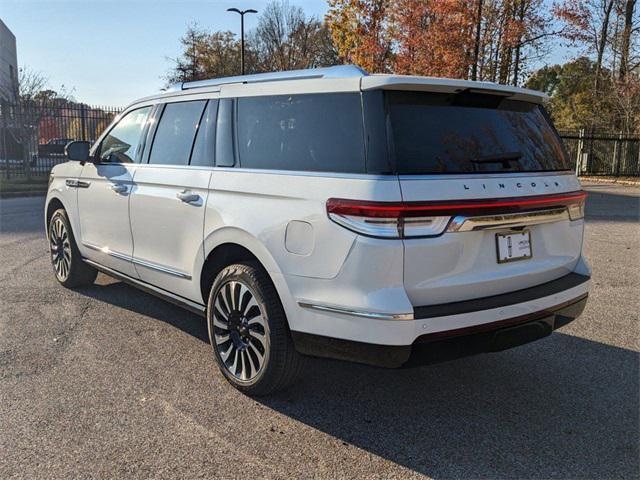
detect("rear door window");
top-left (148, 100), bottom-right (207, 166)
top-left (190, 100), bottom-right (218, 167)
top-left (236, 93), bottom-right (366, 173)
top-left (386, 91), bottom-right (570, 174)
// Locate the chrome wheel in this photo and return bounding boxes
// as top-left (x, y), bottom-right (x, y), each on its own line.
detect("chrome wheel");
top-left (49, 217), bottom-right (71, 281)
top-left (213, 280), bottom-right (268, 381)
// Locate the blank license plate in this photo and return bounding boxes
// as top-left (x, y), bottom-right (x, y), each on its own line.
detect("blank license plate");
top-left (496, 231), bottom-right (532, 263)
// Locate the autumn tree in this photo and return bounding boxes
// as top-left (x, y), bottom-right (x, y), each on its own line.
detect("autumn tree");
top-left (166, 26), bottom-right (242, 83)
top-left (393, 0), bottom-right (475, 78)
top-left (553, 0), bottom-right (639, 132)
top-left (325, 0), bottom-right (394, 72)
top-left (167, 2), bottom-right (337, 83)
top-left (326, 0), bottom-right (555, 84)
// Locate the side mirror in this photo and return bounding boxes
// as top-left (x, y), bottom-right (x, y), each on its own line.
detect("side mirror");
top-left (65, 141), bottom-right (91, 162)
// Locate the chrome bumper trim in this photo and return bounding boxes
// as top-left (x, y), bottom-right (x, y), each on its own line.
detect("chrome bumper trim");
top-left (298, 301), bottom-right (414, 321)
top-left (447, 208), bottom-right (569, 232)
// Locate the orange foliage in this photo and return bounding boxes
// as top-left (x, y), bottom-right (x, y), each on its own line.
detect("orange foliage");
top-left (393, 0), bottom-right (476, 78)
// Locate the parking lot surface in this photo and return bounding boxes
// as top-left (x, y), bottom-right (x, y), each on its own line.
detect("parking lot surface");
top-left (0, 182), bottom-right (638, 479)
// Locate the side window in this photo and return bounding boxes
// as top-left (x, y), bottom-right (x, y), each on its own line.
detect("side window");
top-left (99, 106), bottom-right (152, 163)
top-left (236, 93), bottom-right (366, 173)
top-left (215, 98), bottom-right (235, 167)
top-left (148, 100), bottom-right (206, 166)
top-left (190, 100), bottom-right (218, 167)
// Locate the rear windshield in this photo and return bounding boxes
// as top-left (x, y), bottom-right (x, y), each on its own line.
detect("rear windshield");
top-left (386, 91), bottom-right (570, 174)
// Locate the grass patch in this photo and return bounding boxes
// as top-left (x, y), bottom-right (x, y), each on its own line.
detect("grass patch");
top-left (0, 176), bottom-right (49, 194)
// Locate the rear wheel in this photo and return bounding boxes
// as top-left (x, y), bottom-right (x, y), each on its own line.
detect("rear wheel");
top-left (207, 262), bottom-right (303, 395)
top-left (48, 208), bottom-right (97, 288)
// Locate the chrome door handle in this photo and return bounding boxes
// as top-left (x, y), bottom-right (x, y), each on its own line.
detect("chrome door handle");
top-left (66, 179), bottom-right (91, 188)
top-left (176, 190), bottom-right (200, 203)
top-left (110, 183), bottom-right (127, 194)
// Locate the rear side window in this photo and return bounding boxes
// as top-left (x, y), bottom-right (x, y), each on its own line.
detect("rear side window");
top-left (387, 91), bottom-right (570, 174)
top-left (190, 100), bottom-right (218, 167)
top-left (236, 93), bottom-right (365, 173)
top-left (149, 100), bottom-right (206, 166)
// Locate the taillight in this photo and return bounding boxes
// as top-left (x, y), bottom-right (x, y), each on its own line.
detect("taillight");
top-left (326, 199), bottom-right (450, 238)
top-left (326, 191), bottom-right (587, 239)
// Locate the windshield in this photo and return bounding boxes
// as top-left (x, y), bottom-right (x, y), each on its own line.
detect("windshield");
top-left (386, 91), bottom-right (570, 174)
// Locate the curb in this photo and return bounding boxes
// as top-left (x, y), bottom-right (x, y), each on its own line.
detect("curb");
top-left (0, 191), bottom-right (47, 199)
top-left (579, 176), bottom-right (640, 186)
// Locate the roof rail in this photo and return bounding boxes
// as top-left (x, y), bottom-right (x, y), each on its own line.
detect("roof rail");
top-left (168, 65), bottom-right (368, 92)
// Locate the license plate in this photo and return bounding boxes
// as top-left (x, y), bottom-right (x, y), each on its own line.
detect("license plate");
top-left (496, 231), bottom-right (532, 263)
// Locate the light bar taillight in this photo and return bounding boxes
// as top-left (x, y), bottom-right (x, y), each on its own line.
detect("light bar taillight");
top-left (327, 191), bottom-right (586, 238)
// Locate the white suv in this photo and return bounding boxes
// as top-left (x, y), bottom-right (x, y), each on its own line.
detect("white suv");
top-left (46, 65), bottom-right (591, 395)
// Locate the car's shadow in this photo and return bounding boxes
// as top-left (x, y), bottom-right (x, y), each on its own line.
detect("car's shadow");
top-left (79, 277), bottom-right (639, 479)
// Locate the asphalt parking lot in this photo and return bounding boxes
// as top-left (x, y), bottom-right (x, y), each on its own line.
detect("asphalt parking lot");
top-left (0, 182), bottom-right (638, 479)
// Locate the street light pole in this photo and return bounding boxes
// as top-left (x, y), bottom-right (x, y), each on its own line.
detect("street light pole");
top-left (227, 7), bottom-right (258, 75)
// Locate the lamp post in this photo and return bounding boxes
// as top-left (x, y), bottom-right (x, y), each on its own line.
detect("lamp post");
top-left (227, 7), bottom-right (258, 75)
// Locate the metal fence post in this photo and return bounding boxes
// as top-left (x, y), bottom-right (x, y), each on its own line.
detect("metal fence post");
top-left (81, 104), bottom-right (87, 142)
top-left (576, 128), bottom-right (584, 176)
top-left (613, 131), bottom-right (622, 177)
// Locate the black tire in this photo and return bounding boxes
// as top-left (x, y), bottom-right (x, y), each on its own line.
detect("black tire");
top-left (207, 261), bottom-right (303, 395)
top-left (48, 208), bottom-right (98, 288)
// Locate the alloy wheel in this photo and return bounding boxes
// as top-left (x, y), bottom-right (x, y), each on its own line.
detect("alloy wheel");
top-left (212, 280), bottom-right (268, 381)
top-left (50, 217), bottom-right (71, 281)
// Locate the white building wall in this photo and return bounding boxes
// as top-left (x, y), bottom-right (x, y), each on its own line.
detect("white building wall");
top-left (0, 18), bottom-right (18, 102)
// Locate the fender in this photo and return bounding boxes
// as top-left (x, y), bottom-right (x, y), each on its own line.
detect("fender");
top-left (199, 225), bottom-right (293, 308)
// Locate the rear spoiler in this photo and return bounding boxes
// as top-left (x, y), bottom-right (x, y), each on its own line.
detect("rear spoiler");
top-left (360, 75), bottom-right (548, 104)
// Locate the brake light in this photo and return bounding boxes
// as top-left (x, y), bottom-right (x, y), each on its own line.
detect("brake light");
top-left (326, 191), bottom-right (586, 238)
top-left (326, 199), bottom-right (450, 238)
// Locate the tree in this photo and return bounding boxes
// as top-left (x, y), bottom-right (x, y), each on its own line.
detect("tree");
top-left (166, 2), bottom-right (338, 83)
top-left (4, 67), bottom-right (76, 177)
top-left (166, 26), bottom-right (241, 83)
top-left (392, 0), bottom-right (476, 78)
top-left (325, 0), bottom-right (394, 72)
top-left (526, 58), bottom-right (604, 130)
top-left (251, 1), bottom-right (338, 71)
top-left (326, 0), bottom-right (555, 84)
top-left (618, 0), bottom-right (638, 79)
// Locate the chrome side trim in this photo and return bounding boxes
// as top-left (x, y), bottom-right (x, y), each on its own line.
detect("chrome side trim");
top-left (83, 258), bottom-right (205, 316)
top-left (83, 241), bottom-right (131, 261)
top-left (131, 257), bottom-right (192, 280)
top-left (298, 301), bottom-right (414, 321)
top-left (82, 242), bottom-right (192, 280)
top-left (447, 208), bottom-right (569, 232)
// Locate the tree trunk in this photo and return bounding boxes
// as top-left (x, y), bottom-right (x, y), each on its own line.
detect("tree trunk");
top-left (512, 0), bottom-right (528, 86)
top-left (594, 0), bottom-right (615, 93)
top-left (471, 0), bottom-right (484, 81)
top-left (619, 0), bottom-right (636, 80)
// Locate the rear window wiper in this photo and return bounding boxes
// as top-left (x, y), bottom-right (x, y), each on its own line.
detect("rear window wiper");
top-left (471, 152), bottom-right (522, 168)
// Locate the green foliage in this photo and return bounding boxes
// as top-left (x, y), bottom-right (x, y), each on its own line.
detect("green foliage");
top-left (525, 57), bottom-right (627, 132)
top-left (166, 1), bottom-right (337, 84)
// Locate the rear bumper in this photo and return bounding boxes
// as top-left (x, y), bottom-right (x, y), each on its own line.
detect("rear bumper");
top-left (291, 287), bottom-right (589, 368)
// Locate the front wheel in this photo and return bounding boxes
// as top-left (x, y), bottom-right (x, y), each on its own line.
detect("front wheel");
top-left (48, 208), bottom-right (97, 288)
top-left (207, 262), bottom-right (303, 395)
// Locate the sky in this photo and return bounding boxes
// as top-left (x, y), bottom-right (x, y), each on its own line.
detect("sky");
top-left (2, 0), bottom-right (574, 107)
top-left (1, 0), bottom-right (329, 106)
